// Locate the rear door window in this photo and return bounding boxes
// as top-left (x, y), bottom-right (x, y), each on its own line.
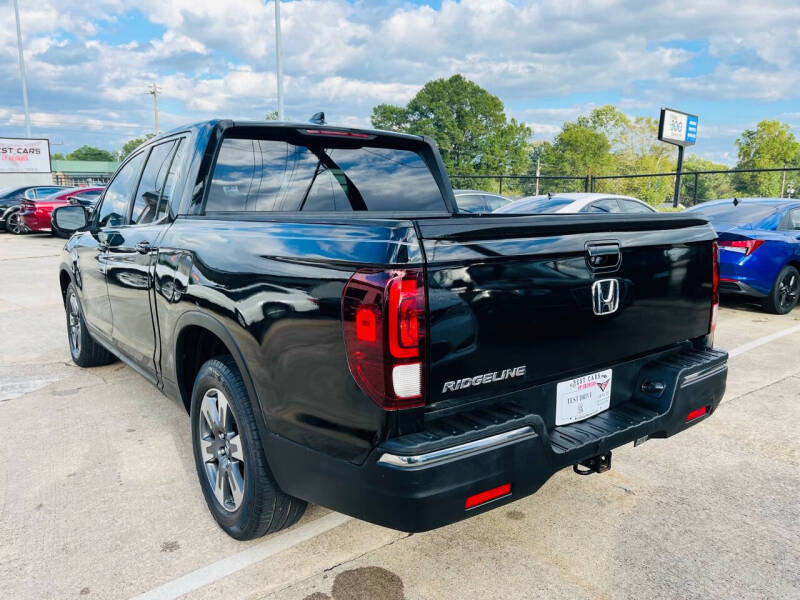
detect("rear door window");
top-left (205, 133), bottom-right (446, 213)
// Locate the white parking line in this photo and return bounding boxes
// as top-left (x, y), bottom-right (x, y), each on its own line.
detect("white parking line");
top-left (129, 512), bottom-right (351, 600)
top-left (130, 323), bottom-right (800, 600)
top-left (727, 324), bottom-right (800, 358)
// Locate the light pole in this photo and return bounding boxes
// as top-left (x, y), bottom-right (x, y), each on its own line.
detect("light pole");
top-left (146, 82), bottom-right (161, 135)
top-left (13, 0), bottom-right (31, 138)
top-left (274, 0), bottom-right (284, 120)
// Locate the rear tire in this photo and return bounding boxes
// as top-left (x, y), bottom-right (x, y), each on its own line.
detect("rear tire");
top-left (190, 356), bottom-right (307, 540)
top-left (65, 282), bottom-right (117, 367)
top-left (5, 210), bottom-right (26, 235)
top-left (762, 265), bottom-right (800, 315)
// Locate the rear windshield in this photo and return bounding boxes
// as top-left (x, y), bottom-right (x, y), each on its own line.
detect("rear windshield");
top-left (205, 130), bottom-right (446, 213)
top-left (691, 202), bottom-right (777, 226)
top-left (495, 196), bottom-right (573, 213)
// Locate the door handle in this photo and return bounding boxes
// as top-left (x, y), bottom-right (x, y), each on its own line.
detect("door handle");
top-left (136, 241), bottom-right (152, 254)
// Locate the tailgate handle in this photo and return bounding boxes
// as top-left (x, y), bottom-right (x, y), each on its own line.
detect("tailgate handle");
top-left (585, 242), bottom-right (621, 271)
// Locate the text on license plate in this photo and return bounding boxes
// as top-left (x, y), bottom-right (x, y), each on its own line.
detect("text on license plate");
top-left (555, 369), bottom-right (612, 426)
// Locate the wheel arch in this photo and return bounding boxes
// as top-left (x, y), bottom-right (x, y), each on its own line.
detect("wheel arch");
top-left (59, 267), bottom-right (73, 304)
top-left (172, 312), bottom-right (263, 422)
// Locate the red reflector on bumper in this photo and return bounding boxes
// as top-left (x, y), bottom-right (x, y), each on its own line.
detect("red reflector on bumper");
top-left (465, 483), bottom-right (511, 509)
top-left (686, 406), bottom-right (708, 422)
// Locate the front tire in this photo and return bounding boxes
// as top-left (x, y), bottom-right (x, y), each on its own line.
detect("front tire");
top-left (190, 356), bottom-right (306, 540)
top-left (65, 282), bottom-right (117, 367)
top-left (763, 265), bottom-right (800, 315)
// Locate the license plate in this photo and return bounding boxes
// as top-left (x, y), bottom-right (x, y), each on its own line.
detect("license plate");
top-left (555, 369), bottom-right (612, 426)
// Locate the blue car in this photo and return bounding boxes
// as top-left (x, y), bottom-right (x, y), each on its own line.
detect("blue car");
top-left (687, 198), bottom-right (800, 314)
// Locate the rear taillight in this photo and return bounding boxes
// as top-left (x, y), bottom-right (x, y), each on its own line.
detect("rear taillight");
top-left (710, 241), bottom-right (719, 333)
top-left (342, 268), bottom-right (426, 410)
top-left (718, 239), bottom-right (764, 256)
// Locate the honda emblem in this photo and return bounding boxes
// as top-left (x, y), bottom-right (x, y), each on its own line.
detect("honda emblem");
top-left (592, 279), bottom-right (619, 315)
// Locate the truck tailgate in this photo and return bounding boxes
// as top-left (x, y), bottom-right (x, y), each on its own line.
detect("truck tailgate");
top-left (417, 213), bottom-right (717, 409)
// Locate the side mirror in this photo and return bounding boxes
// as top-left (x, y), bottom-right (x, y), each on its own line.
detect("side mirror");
top-left (52, 205), bottom-right (89, 237)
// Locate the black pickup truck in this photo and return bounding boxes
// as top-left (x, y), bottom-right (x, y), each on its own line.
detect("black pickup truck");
top-left (53, 120), bottom-right (727, 540)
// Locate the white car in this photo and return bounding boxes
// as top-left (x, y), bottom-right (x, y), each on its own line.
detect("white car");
top-left (454, 189), bottom-right (511, 213)
top-left (494, 193), bottom-right (656, 214)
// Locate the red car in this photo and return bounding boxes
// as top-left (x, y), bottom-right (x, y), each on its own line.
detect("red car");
top-left (20, 186), bottom-right (104, 234)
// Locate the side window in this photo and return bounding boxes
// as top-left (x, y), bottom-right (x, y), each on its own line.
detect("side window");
top-left (37, 187), bottom-right (62, 196)
top-left (97, 152), bottom-right (145, 227)
top-left (131, 141), bottom-right (176, 224)
top-left (619, 199), bottom-right (653, 213)
top-left (24, 189), bottom-right (37, 199)
top-left (784, 208), bottom-right (800, 230)
top-left (159, 140), bottom-right (186, 219)
top-left (205, 138), bottom-right (256, 213)
top-left (587, 198), bottom-right (621, 213)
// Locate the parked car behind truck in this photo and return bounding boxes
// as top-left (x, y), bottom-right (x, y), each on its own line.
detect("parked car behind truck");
top-left (687, 198), bottom-right (800, 314)
top-left (53, 119), bottom-right (728, 540)
top-left (20, 186), bottom-right (104, 235)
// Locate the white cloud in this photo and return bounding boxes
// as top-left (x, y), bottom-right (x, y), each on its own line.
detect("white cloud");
top-left (1, 0), bottom-right (799, 156)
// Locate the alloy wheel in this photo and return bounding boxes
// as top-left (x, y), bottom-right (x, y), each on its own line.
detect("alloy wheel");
top-left (198, 388), bottom-right (245, 512)
top-left (68, 292), bottom-right (82, 355)
top-left (777, 271), bottom-right (799, 312)
top-left (6, 212), bottom-right (24, 234)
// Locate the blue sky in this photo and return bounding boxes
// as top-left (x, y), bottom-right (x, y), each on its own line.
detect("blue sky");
top-left (2, 0), bottom-right (799, 166)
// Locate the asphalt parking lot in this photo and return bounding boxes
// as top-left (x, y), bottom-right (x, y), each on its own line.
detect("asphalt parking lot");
top-left (1, 232), bottom-right (798, 600)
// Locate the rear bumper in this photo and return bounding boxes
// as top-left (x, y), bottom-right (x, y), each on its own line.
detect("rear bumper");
top-left (266, 348), bottom-right (727, 532)
top-left (20, 211), bottom-right (51, 232)
top-left (720, 278), bottom-right (767, 298)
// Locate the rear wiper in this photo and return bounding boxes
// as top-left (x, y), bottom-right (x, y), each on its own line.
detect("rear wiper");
top-left (304, 147), bottom-right (367, 211)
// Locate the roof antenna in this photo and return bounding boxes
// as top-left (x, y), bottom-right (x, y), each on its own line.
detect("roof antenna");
top-left (547, 191), bottom-right (552, 199)
top-left (309, 111), bottom-right (326, 125)
top-left (733, 197), bottom-right (739, 206)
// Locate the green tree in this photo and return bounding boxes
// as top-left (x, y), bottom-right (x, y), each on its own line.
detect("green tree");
top-left (66, 145), bottom-right (116, 162)
top-left (120, 134), bottom-right (155, 159)
top-left (50, 152), bottom-right (65, 160)
top-left (680, 156), bottom-right (735, 204)
top-left (540, 122), bottom-right (611, 192)
top-left (265, 111), bottom-right (278, 120)
top-left (734, 120), bottom-right (800, 196)
top-left (371, 74), bottom-right (531, 191)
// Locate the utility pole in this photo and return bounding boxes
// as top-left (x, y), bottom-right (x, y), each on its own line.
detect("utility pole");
top-left (146, 82), bottom-right (161, 135)
top-left (13, 0), bottom-right (31, 138)
top-left (535, 156), bottom-right (541, 195)
top-left (274, 0), bottom-right (284, 120)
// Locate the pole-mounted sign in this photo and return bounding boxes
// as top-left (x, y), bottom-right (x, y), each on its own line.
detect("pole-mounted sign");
top-left (658, 108), bottom-right (698, 207)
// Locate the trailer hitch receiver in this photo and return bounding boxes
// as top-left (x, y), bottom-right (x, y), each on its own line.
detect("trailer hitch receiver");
top-left (573, 451), bottom-right (612, 476)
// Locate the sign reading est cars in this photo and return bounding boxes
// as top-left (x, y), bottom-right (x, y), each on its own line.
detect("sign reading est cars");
top-left (0, 138), bottom-right (51, 173)
top-left (658, 108), bottom-right (698, 147)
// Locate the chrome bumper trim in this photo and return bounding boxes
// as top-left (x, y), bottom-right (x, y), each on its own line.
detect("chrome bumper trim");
top-left (377, 425), bottom-right (536, 469)
top-left (680, 361), bottom-right (728, 388)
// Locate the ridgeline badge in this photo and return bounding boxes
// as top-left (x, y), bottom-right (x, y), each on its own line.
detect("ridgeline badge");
top-left (442, 365), bottom-right (526, 393)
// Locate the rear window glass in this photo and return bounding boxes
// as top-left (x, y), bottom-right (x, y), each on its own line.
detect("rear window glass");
top-left (205, 134), bottom-right (446, 213)
top-left (691, 203), bottom-right (777, 226)
top-left (496, 196), bottom-right (573, 213)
